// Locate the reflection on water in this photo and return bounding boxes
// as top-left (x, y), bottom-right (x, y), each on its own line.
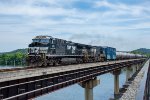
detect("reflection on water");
top-left (35, 71), bottom-right (126, 100)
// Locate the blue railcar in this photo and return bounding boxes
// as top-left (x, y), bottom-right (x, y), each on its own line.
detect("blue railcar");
top-left (102, 46), bottom-right (116, 60)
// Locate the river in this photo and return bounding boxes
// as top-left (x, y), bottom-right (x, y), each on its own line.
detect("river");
top-left (35, 70), bottom-right (127, 100)
top-left (0, 65), bottom-right (22, 69)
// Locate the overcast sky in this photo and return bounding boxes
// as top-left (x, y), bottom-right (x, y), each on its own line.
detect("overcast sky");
top-left (0, 0), bottom-right (150, 52)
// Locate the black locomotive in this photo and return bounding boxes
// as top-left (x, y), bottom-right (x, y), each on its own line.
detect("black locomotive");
top-left (27, 35), bottom-right (144, 67)
top-left (27, 35), bottom-right (117, 67)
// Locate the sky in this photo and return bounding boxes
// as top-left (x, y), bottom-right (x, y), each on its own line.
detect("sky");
top-left (0, 0), bottom-right (150, 52)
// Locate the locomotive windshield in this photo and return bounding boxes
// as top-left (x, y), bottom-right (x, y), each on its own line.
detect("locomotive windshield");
top-left (40, 39), bottom-right (49, 43)
top-left (32, 39), bottom-right (40, 43)
top-left (32, 39), bottom-right (49, 43)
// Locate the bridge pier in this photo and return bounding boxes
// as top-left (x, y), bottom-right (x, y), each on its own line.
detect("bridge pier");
top-left (139, 63), bottom-right (142, 69)
top-left (126, 67), bottom-right (131, 83)
top-left (112, 70), bottom-right (121, 98)
top-left (132, 65), bottom-right (136, 74)
top-left (79, 77), bottom-right (100, 100)
top-left (136, 64), bottom-right (141, 71)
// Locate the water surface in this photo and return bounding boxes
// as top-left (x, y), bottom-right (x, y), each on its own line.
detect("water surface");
top-left (0, 65), bottom-right (23, 69)
top-left (36, 71), bottom-right (126, 100)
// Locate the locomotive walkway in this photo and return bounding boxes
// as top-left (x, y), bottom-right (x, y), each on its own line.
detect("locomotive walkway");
top-left (0, 58), bottom-right (147, 100)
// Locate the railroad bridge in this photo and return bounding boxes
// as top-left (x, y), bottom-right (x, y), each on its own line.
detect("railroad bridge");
top-left (0, 58), bottom-right (148, 100)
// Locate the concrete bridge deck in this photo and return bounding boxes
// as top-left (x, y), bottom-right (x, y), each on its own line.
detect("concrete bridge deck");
top-left (0, 59), bottom-right (145, 82)
top-left (0, 58), bottom-right (147, 100)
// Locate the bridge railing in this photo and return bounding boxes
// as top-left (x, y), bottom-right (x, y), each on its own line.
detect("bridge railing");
top-left (143, 60), bottom-right (150, 100)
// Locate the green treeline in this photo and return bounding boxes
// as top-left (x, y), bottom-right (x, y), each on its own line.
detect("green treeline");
top-left (0, 49), bottom-right (28, 66)
top-left (131, 48), bottom-right (150, 57)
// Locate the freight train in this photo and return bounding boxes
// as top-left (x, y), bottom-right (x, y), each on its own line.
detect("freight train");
top-left (27, 35), bottom-right (145, 67)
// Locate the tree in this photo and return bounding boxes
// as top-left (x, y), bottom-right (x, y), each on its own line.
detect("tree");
top-left (0, 52), bottom-right (27, 66)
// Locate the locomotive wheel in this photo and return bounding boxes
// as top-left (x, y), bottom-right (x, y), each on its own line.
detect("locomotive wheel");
top-left (58, 58), bottom-right (62, 64)
top-left (43, 63), bottom-right (47, 67)
top-left (53, 62), bottom-right (56, 66)
top-left (77, 58), bottom-right (83, 63)
top-left (76, 58), bottom-right (80, 63)
top-left (42, 60), bottom-right (48, 67)
top-left (30, 62), bottom-right (37, 67)
top-left (38, 61), bottom-right (43, 67)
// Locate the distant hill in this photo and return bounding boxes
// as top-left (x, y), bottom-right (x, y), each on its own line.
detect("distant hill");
top-left (0, 48), bottom-right (28, 55)
top-left (131, 48), bottom-right (150, 56)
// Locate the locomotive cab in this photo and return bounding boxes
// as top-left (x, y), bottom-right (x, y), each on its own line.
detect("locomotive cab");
top-left (28, 36), bottom-right (50, 54)
top-left (27, 36), bottom-right (52, 66)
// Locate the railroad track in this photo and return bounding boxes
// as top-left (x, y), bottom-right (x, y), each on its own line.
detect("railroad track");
top-left (0, 59), bottom-right (144, 73)
top-left (0, 58), bottom-right (146, 83)
top-left (0, 60), bottom-right (105, 72)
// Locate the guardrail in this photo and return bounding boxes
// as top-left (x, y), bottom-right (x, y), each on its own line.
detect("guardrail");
top-left (143, 60), bottom-right (150, 100)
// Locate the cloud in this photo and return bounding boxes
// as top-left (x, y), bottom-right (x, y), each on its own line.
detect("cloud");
top-left (0, 0), bottom-right (150, 52)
